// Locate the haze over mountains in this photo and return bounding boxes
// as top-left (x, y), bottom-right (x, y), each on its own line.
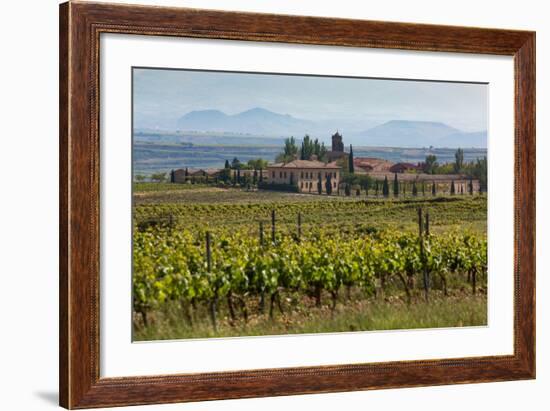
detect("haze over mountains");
top-left (141, 107), bottom-right (487, 148)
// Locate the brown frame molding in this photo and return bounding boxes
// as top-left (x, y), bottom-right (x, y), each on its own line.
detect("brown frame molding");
top-left (59, 1), bottom-right (535, 408)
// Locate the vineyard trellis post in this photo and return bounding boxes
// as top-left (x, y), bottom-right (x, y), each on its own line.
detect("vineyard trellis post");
top-left (206, 231), bottom-right (212, 271)
top-left (418, 208), bottom-right (429, 302)
top-left (425, 211), bottom-right (430, 237)
top-left (297, 212), bottom-right (302, 241)
top-left (259, 221), bottom-right (264, 246)
top-left (271, 209), bottom-right (276, 244)
top-left (205, 231), bottom-right (217, 332)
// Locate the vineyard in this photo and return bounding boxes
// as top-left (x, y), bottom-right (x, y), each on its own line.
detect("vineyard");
top-left (133, 186), bottom-right (487, 340)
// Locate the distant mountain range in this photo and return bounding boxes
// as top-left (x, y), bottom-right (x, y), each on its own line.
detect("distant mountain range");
top-left (145, 107), bottom-right (487, 148)
top-left (177, 107), bottom-right (317, 136)
top-left (357, 120), bottom-right (487, 148)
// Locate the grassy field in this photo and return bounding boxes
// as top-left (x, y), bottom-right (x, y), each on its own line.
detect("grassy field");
top-left (132, 183), bottom-right (487, 341)
top-left (134, 288), bottom-right (487, 341)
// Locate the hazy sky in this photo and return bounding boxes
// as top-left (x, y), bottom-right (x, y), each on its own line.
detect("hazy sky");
top-left (133, 68), bottom-right (487, 132)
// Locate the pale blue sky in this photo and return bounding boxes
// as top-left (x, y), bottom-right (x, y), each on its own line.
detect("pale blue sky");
top-left (133, 67), bottom-right (487, 132)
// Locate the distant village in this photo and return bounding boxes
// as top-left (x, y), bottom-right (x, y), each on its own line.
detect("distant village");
top-left (160, 132), bottom-right (483, 196)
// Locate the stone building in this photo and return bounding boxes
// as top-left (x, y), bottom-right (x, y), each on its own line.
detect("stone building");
top-left (389, 162), bottom-right (422, 173)
top-left (326, 131), bottom-right (347, 162)
top-left (267, 159), bottom-right (341, 193)
top-left (171, 168), bottom-right (221, 183)
top-left (353, 157), bottom-right (394, 173)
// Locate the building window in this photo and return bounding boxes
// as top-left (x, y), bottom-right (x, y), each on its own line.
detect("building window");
top-left (284, 172), bottom-right (287, 178)
top-left (301, 172), bottom-right (303, 178)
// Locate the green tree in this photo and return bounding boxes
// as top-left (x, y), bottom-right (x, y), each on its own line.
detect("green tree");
top-left (231, 157), bottom-right (241, 169)
top-left (344, 184), bottom-right (351, 196)
top-left (382, 176), bottom-right (389, 197)
top-left (454, 148), bottom-right (464, 173)
top-left (301, 135), bottom-right (312, 160)
top-left (468, 177), bottom-right (474, 195)
top-left (432, 181), bottom-right (436, 196)
top-left (151, 172), bottom-right (167, 183)
top-left (317, 141), bottom-right (327, 161)
top-left (317, 173), bottom-right (323, 195)
top-left (247, 158), bottom-right (268, 170)
top-left (276, 137), bottom-right (299, 163)
top-left (393, 173), bottom-right (399, 197)
top-left (224, 159), bottom-right (230, 169)
top-left (219, 168), bottom-right (231, 182)
top-left (472, 156), bottom-right (487, 192)
top-left (412, 181), bottom-right (418, 196)
top-left (450, 180), bottom-right (456, 195)
top-left (134, 174), bottom-right (146, 182)
top-left (300, 135), bottom-right (327, 161)
top-left (348, 145), bottom-right (355, 173)
top-left (423, 155), bottom-right (438, 174)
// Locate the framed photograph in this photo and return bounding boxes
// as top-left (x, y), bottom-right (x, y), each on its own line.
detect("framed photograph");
top-left (59, 1), bottom-right (535, 408)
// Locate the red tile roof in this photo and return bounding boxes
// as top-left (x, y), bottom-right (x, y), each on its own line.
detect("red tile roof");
top-left (268, 160), bottom-right (341, 169)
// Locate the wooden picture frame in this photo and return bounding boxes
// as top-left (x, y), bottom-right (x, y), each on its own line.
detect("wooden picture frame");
top-left (59, 1), bottom-right (535, 408)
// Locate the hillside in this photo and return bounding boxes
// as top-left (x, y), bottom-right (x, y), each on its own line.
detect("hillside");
top-left (356, 120), bottom-right (486, 148)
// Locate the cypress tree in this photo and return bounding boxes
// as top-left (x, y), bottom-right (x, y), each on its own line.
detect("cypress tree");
top-left (412, 181), bottom-right (418, 196)
top-left (317, 173), bottom-right (323, 195)
top-left (348, 145), bottom-right (355, 173)
top-left (345, 184), bottom-right (351, 196)
top-left (375, 181), bottom-right (379, 196)
top-left (450, 180), bottom-right (456, 195)
top-left (259, 167), bottom-right (263, 183)
top-left (468, 177), bottom-right (473, 195)
top-left (383, 176), bottom-right (389, 197)
top-left (422, 181), bottom-right (425, 196)
top-left (224, 159), bottom-right (230, 169)
top-left (170, 169), bottom-right (175, 183)
top-left (253, 169), bottom-right (258, 185)
top-left (393, 173), bottom-right (399, 197)
top-left (325, 174), bottom-right (332, 195)
top-left (432, 181), bottom-right (436, 196)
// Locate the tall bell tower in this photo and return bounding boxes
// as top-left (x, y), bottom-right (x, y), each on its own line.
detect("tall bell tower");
top-left (331, 131), bottom-right (344, 152)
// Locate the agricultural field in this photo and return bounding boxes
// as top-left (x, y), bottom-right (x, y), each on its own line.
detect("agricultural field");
top-left (132, 183), bottom-right (487, 341)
